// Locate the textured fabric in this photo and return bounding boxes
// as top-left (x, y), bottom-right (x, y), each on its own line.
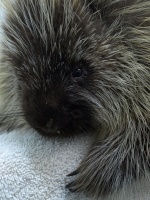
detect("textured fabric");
top-left (0, 130), bottom-right (150, 200)
top-left (0, 3), bottom-right (150, 200)
top-left (0, 130), bottom-right (92, 200)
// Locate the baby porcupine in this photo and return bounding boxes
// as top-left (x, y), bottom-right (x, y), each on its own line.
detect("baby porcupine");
top-left (0, 0), bottom-right (150, 198)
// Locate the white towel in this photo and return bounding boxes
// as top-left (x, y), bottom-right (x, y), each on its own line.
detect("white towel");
top-left (0, 130), bottom-right (150, 200)
top-left (0, 130), bottom-right (93, 200)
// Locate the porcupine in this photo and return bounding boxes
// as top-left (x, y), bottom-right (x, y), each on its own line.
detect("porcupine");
top-left (0, 0), bottom-right (150, 198)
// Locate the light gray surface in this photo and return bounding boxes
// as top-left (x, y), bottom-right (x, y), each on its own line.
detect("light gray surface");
top-left (0, 130), bottom-right (92, 200)
top-left (0, 2), bottom-right (150, 200)
top-left (0, 130), bottom-right (150, 200)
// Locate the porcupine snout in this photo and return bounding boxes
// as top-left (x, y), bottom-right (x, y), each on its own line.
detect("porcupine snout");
top-left (23, 86), bottom-right (89, 136)
top-left (38, 105), bottom-right (72, 135)
top-left (23, 92), bottom-right (73, 135)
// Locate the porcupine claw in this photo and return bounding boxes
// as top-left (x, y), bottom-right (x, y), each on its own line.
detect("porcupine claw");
top-left (66, 169), bottom-right (79, 192)
top-left (66, 181), bottom-right (78, 192)
top-left (67, 170), bottom-right (78, 176)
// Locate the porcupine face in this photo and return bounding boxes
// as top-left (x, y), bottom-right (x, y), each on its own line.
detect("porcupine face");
top-left (22, 56), bottom-right (96, 136)
top-left (4, 0), bottom-right (100, 136)
top-left (22, 59), bottom-right (95, 136)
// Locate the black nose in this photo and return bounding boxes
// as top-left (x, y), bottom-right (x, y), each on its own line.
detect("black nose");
top-left (46, 118), bottom-right (55, 129)
top-left (41, 118), bottom-right (58, 133)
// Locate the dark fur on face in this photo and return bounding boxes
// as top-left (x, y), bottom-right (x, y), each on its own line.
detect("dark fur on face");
top-left (1, 0), bottom-right (150, 198)
top-left (3, 0), bottom-right (101, 136)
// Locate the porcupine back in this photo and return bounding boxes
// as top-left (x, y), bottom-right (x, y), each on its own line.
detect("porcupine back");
top-left (66, 0), bottom-right (150, 198)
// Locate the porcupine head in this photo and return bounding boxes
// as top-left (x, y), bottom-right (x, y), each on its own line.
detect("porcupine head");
top-left (2, 0), bottom-right (111, 138)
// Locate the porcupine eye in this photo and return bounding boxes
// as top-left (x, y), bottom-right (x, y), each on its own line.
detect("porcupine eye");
top-left (72, 68), bottom-right (83, 78)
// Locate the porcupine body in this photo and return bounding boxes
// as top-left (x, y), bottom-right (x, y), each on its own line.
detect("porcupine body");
top-left (0, 0), bottom-right (150, 198)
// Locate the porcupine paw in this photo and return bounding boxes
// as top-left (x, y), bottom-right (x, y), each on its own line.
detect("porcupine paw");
top-left (66, 159), bottom-right (121, 196)
top-left (66, 143), bottom-right (126, 197)
top-left (66, 162), bottom-right (112, 197)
